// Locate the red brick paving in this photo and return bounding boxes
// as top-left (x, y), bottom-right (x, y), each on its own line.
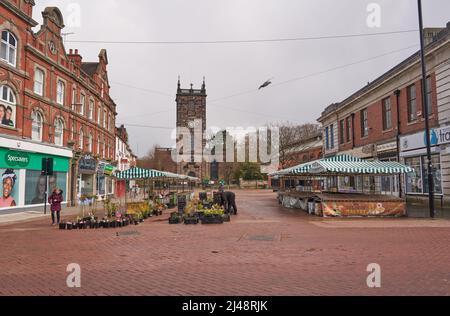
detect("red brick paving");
top-left (0, 190), bottom-right (450, 296)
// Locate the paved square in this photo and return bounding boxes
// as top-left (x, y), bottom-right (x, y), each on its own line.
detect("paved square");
top-left (0, 190), bottom-right (450, 296)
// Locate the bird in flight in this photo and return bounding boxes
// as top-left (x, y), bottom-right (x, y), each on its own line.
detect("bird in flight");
top-left (258, 78), bottom-right (273, 90)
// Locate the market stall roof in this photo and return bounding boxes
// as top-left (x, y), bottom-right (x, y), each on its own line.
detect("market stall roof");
top-left (308, 160), bottom-right (414, 175)
top-left (161, 171), bottom-right (200, 182)
top-left (270, 155), bottom-right (362, 176)
top-left (271, 154), bottom-right (414, 176)
top-left (115, 167), bottom-right (165, 180)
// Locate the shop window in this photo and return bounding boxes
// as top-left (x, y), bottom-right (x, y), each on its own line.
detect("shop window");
top-left (25, 171), bottom-right (67, 205)
top-left (31, 111), bottom-right (43, 141)
top-left (405, 154), bottom-right (442, 194)
top-left (54, 118), bottom-right (64, 146)
top-left (0, 30), bottom-right (17, 67)
top-left (0, 85), bottom-right (16, 128)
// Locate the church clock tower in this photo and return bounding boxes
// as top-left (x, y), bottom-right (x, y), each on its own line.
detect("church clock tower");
top-left (175, 77), bottom-right (209, 180)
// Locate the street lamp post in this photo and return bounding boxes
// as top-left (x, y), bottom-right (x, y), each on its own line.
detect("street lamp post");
top-left (417, 0), bottom-right (435, 218)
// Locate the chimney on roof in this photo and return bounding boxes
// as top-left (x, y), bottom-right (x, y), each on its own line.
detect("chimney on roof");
top-left (68, 48), bottom-right (82, 67)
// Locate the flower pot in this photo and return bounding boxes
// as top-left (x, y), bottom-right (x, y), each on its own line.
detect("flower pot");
top-left (169, 217), bottom-right (182, 224)
top-left (184, 217), bottom-right (199, 225)
top-left (222, 214), bottom-right (231, 222)
top-left (59, 222), bottom-right (67, 230)
top-left (201, 215), bottom-right (224, 224)
top-left (67, 223), bottom-right (73, 230)
top-left (159, 210), bottom-right (163, 216)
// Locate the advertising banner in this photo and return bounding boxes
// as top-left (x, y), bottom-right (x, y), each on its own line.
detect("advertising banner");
top-left (0, 168), bottom-right (20, 209)
top-left (0, 148), bottom-right (69, 172)
top-left (322, 201), bottom-right (406, 217)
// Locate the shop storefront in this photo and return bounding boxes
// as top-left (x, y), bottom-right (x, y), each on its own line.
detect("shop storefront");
top-left (78, 155), bottom-right (97, 197)
top-left (0, 138), bottom-right (72, 213)
top-left (400, 127), bottom-right (449, 197)
top-left (97, 161), bottom-right (115, 199)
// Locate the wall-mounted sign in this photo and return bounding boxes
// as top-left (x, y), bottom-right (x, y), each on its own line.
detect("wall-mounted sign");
top-left (400, 126), bottom-right (450, 152)
top-left (79, 155), bottom-right (97, 174)
top-left (4, 150), bottom-right (30, 168)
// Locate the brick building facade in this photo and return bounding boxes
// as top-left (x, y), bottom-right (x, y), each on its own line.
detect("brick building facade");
top-left (0, 1), bottom-right (117, 212)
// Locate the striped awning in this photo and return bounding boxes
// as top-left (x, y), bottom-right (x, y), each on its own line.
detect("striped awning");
top-left (271, 155), bottom-right (413, 176)
top-left (115, 167), bottom-right (165, 180)
top-left (308, 160), bottom-right (414, 175)
top-left (271, 155), bottom-right (363, 176)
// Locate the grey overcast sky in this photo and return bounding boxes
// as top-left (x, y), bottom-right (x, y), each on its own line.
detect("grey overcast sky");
top-left (33, 0), bottom-right (450, 157)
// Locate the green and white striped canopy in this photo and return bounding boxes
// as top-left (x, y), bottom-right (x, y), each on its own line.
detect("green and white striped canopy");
top-left (115, 167), bottom-right (165, 180)
top-left (309, 160), bottom-right (414, 175)
top-left (271, 155), bottom-right (363, 176)
top-left (271, 155), bottom-right (413, 176)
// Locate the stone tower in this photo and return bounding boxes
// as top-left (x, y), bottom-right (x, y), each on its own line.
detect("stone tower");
top-left (175, 77), bottom-right (209, 180)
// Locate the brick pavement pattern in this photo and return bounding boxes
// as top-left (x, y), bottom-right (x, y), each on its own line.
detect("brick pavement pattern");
top-left (0, 190), bottom-right (450, 296)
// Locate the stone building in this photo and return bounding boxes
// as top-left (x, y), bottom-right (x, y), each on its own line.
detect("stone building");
top-left (175, 78), bottom-right (210, 180)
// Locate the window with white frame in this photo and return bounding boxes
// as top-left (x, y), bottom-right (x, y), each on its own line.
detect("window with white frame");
top-left (31, 111), bottom-right (43, 141)
top-left (0, 85), bottom-right (17, 128)
top-left (88, 133), bottom-right (93, 152)
top-left (0, 31), bottom-right (17, 67)
top-left (34, 68), bottom-right (44, 96)
top-left (97, 135), bottom-right (100, 155)
top-left (72, 87), bottom-right (76, 111)
top-left (97, 105), bottom-right (101, 125)
top-left (80, 93), bottom-right (85, 115)
top-left (54, 118), bottom-right (64, 146)
top-left (56, 80), bottom-right (65, 105)
top-left (79, 129), bottom-right (84, 150)
top-left (88, 99), bottom-right (94, 120)
top-left (103, 109), bottom-right (107, 128)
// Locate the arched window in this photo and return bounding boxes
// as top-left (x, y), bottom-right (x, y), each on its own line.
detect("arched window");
top-left (0, 85), bottom-right (16, 128)
top-left (88, 133), bottom-right (93, 153)
top-left (54, 118), bottom-right (64, 146)
top-left (31, 111), bottom-right (43, 141)
top-left (79, 128), bottom-right (84, 150)
top-left (0, 31), bottom-right (17, 66)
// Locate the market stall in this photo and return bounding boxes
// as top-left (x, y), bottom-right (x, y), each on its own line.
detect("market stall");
top-left (272, 155), bottom-right (414, 217)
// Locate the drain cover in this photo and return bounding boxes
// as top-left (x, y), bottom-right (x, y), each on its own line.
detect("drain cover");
top-left (248, 235), bottom-right (275, 241)
top-left (116, 230), bottom-right (140, 237)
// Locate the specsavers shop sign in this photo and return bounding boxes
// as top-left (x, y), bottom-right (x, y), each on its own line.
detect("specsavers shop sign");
top-left (0, 148), bottom-right (69, 172)
top-left (400, 126), bottom-right (450, 152)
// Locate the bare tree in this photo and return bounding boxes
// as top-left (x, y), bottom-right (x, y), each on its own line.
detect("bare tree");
top-left (267, 122), bottom-right (321, 168)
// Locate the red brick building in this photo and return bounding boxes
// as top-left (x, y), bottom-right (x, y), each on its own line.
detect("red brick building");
top-left (0, 1), bottom-right (117, 211)
top-left (318, 24), bottom-right (450, 204)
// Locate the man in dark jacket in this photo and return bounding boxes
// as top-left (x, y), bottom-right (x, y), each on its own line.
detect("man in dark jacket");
top-left (220, 191), bottom-right (238, 215)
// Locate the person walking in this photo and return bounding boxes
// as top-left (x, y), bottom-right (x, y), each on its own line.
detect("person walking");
top-left (48, 187), bottom-right (63, 225)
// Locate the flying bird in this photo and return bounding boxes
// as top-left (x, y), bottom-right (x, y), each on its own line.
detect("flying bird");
top-left (258, 78), bottom-right (273, 90)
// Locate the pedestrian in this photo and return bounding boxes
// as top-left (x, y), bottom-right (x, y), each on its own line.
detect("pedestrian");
top-left (220, 191), bottom-right (238, 215)
top-left (48, 187), bottom-right (63, 226)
